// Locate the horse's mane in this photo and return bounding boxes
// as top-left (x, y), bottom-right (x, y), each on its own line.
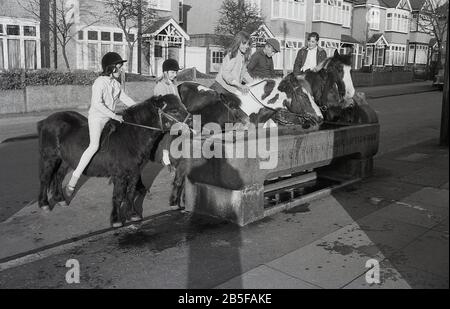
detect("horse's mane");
top-left (122, 94), bottom-right (179, 124)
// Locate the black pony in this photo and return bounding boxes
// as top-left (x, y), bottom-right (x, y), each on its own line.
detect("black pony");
top-left (164, 82), bottom-right (244, 208)
top-left (37, 94), bottom-right (190, 227)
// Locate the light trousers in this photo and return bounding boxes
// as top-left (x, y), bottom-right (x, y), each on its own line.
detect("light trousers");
top-left (71, 115), bottom-right (109, 180)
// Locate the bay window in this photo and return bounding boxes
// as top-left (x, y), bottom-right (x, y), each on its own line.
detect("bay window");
top-left (0, 18), bottom-right (40, 71)
top-left (149, 0), bottom-right (171, 11)
top-left (272, 0), bottom-right (306, 21)
top-left (78, 27), bottom-right (136, 72)
top-left (386, 9), bottom-right (409, 32)
top-left (313, 0), bottom-right (343, 24)
top-left (368, 8), bottom-right (380, 30)
top-left (342, 2), bottom-right (352, 28)
top-left (385, 44), bottom-right (406, 66)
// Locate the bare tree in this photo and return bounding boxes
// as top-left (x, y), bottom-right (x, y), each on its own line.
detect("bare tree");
top-left (104, 0), bottom-right (157, 73)
top-left (17, 0), bottom-right (100, 71)
top-left (215, 0), bottom-right (265, 46)
top-left (414, 0), bottom-right (449, 66)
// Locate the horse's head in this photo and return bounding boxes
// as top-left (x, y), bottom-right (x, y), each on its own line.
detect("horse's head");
top-left (153, 94), bottom-right (192, 130)
top-left (126, 94), bottom-right (191, 132)
top-left (313, 50), bottom-right (355, 107)
top-left (278, 73), bottom-right (323, 120)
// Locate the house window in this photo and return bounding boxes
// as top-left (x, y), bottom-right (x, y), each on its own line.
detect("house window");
top-left (408, 44), bottom-right (415, 63)
top-left (78, 31), bottom-right (84, 40)
top-left (101, 32), bottom-right (111, 41)
top-left (0, 39), bottom-right (4, 70)
top-left (342, 3), bottom-right (352, 28)
top-left (23, 26), bottom-right (36, 37)
top-left (386, 9), bottom-right (409, 32)
top-left (375, 46), bottom-right (384, 66)
top-left (113, 32), bottom-right (123, 42)
top-left (8, 39), bottom-right (21, 69)
top-left (410, 44), bottom-right (428, 64)
top-left (365, 46), bottom-right (373, 66)
top-left (7, 25), bottom-right (20, 36)
top-left (1, 19), bottom-right (40, 70)
top-left (386, 44), bottom-right (406, 66)
top-left (24, 40), bottom-right (36, 69)
top-left (246, 0), bottom-right (262, 14)
top-left (313, 0), bottom-right (343, 24)
top-left (128, 33), bottom-right (135, 42)
top-left (80, 27), bottom-right (135, 72)
top-left (212, 51), bottom-right (224, 64)
top-left (88, 43), bottom-right (99, 70)
top-left (321, 39), bottom-right (340, 57)
top-left (273, 38), bottom-right (304, 71)
top-left (150, 0), bottom-right (171, 11)
top-left (272, 0), bottom-right (306, 22)
top-left (88, 31), bottom-right (98, 40)
top-left (368, 8), bottom-right (380, 30)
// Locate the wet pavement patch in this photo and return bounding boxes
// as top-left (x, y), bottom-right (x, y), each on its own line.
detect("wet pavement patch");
top-left (283, 203), bottom-right (311, 214)
top-left (116, 211), bottom-right (231, 252)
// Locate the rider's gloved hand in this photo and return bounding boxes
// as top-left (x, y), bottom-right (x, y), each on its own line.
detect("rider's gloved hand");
top-left (114, 115), bottom-right (124, 123)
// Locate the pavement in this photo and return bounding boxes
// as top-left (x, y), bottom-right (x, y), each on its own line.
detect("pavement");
top-left (0, 80), bottom-right (447, 289)
top-left (0, 138), bottom-right (447, 289)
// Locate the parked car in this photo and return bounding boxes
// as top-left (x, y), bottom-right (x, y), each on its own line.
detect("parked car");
top-left (433, 68), bottom-right (445, 91)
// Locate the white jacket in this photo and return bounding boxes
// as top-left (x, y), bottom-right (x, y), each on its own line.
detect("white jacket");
top-left (89, 76), bottom-right (136, 119)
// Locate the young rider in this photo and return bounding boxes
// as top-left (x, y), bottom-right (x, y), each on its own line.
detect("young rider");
top-left (65, 52), bottom-right (138, 197)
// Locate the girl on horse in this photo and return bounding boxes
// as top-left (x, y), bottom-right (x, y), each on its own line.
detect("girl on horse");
top-left (65, 52), bottom-right (138, 197)
top-left (211, 31), bottom-right (255, 124)
top-left (153, 58), bottom-right (182, 167)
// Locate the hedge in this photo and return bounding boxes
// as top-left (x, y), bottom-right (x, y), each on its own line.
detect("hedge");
top-left (0, 69), bottom-right (155, 90)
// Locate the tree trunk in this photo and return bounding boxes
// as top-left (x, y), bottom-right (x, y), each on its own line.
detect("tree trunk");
top-left (62, 44), bottom-right (71, 72)
top-left (128, 44), bottom-right (134, 73)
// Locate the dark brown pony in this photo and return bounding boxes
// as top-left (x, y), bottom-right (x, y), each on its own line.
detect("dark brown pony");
top-left (37, 94), bottom-right (190, 227)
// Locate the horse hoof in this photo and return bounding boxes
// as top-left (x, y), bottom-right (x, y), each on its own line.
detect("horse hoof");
top-left (56, 201), bottom-right (69, 208)
top-left (130, 215), bottom-right (143, 222)
top-left (41, 205), bottom-right (51, 212)
top-left (112, 222), bottom-right (123, 229)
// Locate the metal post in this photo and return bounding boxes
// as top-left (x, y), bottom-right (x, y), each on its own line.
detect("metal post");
top-left (137, 0), bottom-right (142, 74)
top-left (439, 17), bottom-right (449, 146)
top-left (52, 0), bottom-right (57, 70)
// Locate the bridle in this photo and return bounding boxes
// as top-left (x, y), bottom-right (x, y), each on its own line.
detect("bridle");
top-left (123, 102), bottom-right (193, 133)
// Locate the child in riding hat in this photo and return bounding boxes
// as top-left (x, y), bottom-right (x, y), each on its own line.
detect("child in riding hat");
top-left (153, 58), bottom-right (181, 167)
top-left (65, 52), bottom-right (138, 197)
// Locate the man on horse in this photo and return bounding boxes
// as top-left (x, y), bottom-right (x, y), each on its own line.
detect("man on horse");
top-left (293, 32), bottom-right (328, 75)
top-left (247, 38), bottom-right (281, 79)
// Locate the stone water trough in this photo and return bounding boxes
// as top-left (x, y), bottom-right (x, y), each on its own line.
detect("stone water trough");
top-left (182, 101), bottom-right (380, 226)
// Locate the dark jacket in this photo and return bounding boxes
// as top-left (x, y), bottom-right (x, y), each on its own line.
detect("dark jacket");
top-left (293, 46), bottom-right (328, 75)
top-left (247, 49), bottom-right (276, 79)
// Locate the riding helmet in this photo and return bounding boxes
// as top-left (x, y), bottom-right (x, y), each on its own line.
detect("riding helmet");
top-left (162, 58), bottom-right (180, 72)
top-left (102, 52), bottom-right (127, 72)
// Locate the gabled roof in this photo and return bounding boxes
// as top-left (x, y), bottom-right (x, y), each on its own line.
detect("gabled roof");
top-left (144, 17), bottom-right (190, 40)
top-left (353, 0), bottom-right (413, 9)
top-left (409, 0), bottom-right (427, 11)
top-left (367, 33), bottom-right (389, 45)
top-left (341, 34), bottom-right (361, 44)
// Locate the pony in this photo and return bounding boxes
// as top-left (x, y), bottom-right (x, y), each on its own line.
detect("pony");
top-left (236, 50), bottom-right (357, 126)
top-left (37, 94), bottom-right (190, 228)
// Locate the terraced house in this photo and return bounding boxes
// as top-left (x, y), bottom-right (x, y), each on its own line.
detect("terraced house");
top-left (352, 0), bottom-right (435, 70)
top-left (0, 0), bottom-right (190, 75)
top-left (0, 0), bottom-right (444, 76)
top-left (183, 0), bottom-right (312, 74)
